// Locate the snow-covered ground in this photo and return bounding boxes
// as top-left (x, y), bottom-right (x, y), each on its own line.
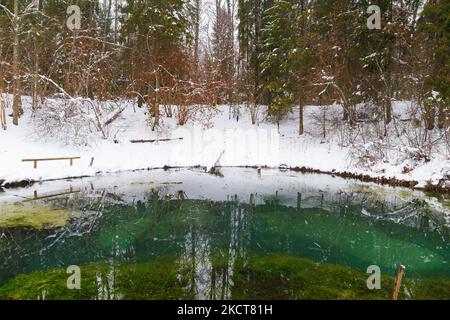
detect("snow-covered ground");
top-left (0, 96), bottom-right (448, 188)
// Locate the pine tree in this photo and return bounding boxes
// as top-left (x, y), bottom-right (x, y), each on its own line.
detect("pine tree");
top-left (238, 0), bottom-right (273, 118)
top-left (418, 0), bottom-right (449, 129)
top-left (120, 0), bottom-right (191, 129)
top-left (260, 0), bottom-right (297, 126)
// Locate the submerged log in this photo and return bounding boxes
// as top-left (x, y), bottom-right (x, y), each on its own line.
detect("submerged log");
top-left (130, 137), bottom-right (183, 144)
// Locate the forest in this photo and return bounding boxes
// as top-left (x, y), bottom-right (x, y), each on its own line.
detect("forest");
top-left (0, 0), bottom-right (449, 188)
top-left (1, 0), bottom-right (450, 304)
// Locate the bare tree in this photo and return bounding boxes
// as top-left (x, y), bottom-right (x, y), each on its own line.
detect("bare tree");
top-left (0, 0), bottom-right (42, 125)
top-left (12, 0), bottom-right (22, 125)
top-left (193, 0), bottom-right (201, 69)
top-left (0, 89), bottom-right (5, 130)
top-left (210, 0), bottom-right (236, 104)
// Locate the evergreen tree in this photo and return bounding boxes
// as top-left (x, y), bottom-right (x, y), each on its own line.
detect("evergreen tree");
top-left (238, 0), bottom-right (273, 108)
top-left (259, 0), bottom-right (313, 133)
top-left (120, 0), bottom-right (191, 128)
top-left (418, 0), bottom-right (449, 129)
top-left (260, 0), bottom-right (297, 126)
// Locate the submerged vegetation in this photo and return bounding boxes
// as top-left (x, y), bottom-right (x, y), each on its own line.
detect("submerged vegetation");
top-left (425, 191), bottom-right (450, 209)
top-left (0, 170), bottom-right (448, 300)
top-left (0, 254), bottom-right (449, 300)
top-left (0, 203), bottom-right (71, 229)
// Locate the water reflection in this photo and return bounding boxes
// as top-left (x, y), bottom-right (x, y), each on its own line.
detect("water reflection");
top-left (0, 169), bottom-right (449, 299)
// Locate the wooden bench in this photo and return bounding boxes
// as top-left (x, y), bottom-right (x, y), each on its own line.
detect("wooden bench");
top-left (22, 157), bottom-right (81, 169)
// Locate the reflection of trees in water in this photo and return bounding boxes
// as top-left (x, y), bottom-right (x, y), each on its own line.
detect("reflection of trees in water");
top-left (1, 181), bottom-right (449, 292)
top-left (301, 187), bottom-right (449, 237)
top-left (95, 262), bottom-right (123, 300)
top-left (177, 194), bottom-right (253, 299)
top-left (0, 228), bottom-right (48, 283)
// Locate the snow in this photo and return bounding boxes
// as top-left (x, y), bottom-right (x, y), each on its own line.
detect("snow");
top-left (0, 95), bottom-right (449, 189)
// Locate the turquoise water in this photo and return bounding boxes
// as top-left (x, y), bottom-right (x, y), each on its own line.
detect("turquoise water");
top-left (0, 169), bottom-right (448, 299)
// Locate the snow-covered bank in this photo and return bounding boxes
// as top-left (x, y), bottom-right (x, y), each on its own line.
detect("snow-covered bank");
top-left (0, 96), bottom-right (449, 190)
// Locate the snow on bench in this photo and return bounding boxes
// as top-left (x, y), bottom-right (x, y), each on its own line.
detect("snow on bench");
top-left (22, 157), bottom-right (81, 169)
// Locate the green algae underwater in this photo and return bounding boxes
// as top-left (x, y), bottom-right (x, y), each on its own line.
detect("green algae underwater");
top-left (0, 170), bottom-right (449, 300)
top-left (0, 203), bottom-right (72, 229)
top-left (1, 254), bottom-right (450, 300)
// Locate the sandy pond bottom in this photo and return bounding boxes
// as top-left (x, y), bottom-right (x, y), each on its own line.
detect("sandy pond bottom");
top-left (0, 168), bottom-right (449, 300)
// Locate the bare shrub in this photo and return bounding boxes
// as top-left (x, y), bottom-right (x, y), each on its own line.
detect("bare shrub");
top-left (33, 98), bottom-right (123, 146)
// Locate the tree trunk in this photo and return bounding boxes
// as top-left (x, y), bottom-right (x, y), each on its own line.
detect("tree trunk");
top-left (137, 91), bottom-right (144, 108)
top-left (383, 98), bottom-right (392, 136)
top-left (254, 0), bottom-right (261, 105)
top-left (0, 100), bottom-right (5, 130)
top-left (0, 59), bottom-right (6, 129)
top-left (322, 107), bottom-right (326, 139)
top-left (385, 97), bottom-right (392, 124)
top-left (32, 40), bottom-right (39, 111)
top-left (152, 73), bottom-right (160, 131)
top-left (298, 100), bottom-right (304, 135)
top-left (114, 0), bottom-right (118, 43)
top-left (437, 104), bottom-right (447, 129)
top-left (250, 101), bottom-right (257, 125)
top-left (12, 0), bottom-right (22, 126)
top-left (343, 105), bottom-right (349, 121)
top-left (0, 90), bottom-right (6, 130)
top-left (226, 0), bottom-right (235, 103)
top-left (351, 106), bottom-right (356, 127)
top-left (425, 107), bottom-right (435, 131)
top-left (193, 0), bottom-right (201, 70)
top-left (343, 103), bottom-right (356, 127)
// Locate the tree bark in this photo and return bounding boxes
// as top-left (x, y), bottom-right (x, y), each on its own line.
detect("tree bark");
top-left (250, 101), bottom-right (257, 125)
top-left (32, 39), bottom-right (39, 111)
top-left (12, 0), bottom-right (22, 125)
top-left (343, 105), bottom-right (349, 121)
top-left (425, 107), bottom-right (435, 131)
top-left (152, 72), bottom-right (160, 131)
top-left (437, 104), bottom-right (447, 129)
top-left (385, 98), bottom-right (392, 124)
top-left (298, 100), bottom-right (304, 135)
top-left (193, 0), bottom-right (201, 70)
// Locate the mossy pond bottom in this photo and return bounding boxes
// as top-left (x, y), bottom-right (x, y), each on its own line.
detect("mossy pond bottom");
top-left (0, 168), bottom-right (449, 300)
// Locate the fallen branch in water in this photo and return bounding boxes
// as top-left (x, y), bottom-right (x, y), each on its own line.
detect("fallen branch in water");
top-left (130, 137), bottom-right (183, 143)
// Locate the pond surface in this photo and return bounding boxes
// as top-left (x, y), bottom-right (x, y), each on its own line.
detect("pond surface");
top-left (0, 168), bottom-right (449, 300)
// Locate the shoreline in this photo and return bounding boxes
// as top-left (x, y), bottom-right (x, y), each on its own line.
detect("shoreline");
top-left (1, 165), bottom-right (449, 194)
top-left (1, 102), bottom-right (448, 195)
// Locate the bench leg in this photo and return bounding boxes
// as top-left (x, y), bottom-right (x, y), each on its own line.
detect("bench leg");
top-left (34, 161), bottom-right (37, 169)
top-left (70, 159), bottom-right (73, 166)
